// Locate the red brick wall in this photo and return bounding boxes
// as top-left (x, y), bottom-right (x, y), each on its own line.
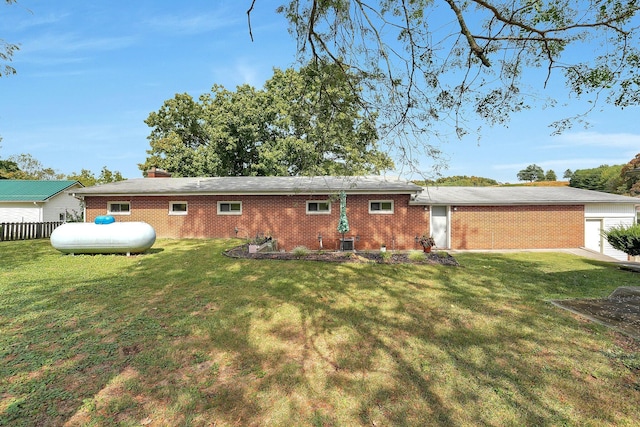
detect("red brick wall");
top-left (84, 194), bottom-right (428, 251)
top-left (449, 205), bottom-right (584, 249)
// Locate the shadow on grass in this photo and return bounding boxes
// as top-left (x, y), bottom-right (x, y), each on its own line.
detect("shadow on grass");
top-left (0, 239), bottom-right (55, 269)
top-left (2, 241), bottom-right (639, 426)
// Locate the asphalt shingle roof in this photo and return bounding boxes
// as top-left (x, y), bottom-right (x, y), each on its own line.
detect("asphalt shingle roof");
top-left (72, 176), bottom-right (422, 196)
top-left (0, 180), bottom-right (81, 202)
top-left (412, 186), bottom-right (640, 205)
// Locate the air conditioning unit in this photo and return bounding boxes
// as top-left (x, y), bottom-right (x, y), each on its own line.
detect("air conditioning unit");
top-left (340, 237), bottom-right (354, 251)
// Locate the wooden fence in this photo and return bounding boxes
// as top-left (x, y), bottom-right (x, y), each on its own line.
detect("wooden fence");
top-left (0, 221), bottom-right (63, 242)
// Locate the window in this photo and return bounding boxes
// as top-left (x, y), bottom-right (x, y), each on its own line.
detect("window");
top-left (306, 200), bottom-right (331, 214)
top-left (218, 201), bottom-right (242, 215)
top-left (169, 201), bottom-right (188, 215)
top-left (369, 200), bottom-right (394, 214)
top-left (108, 202), bottom-right (131, 215)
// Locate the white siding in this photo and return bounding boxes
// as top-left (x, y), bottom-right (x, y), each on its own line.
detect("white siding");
top-left (585, 203), bottom-right (638, 261)
top-left (584, 203), bottom-right (636, 217)
top-left (43, 190), bottom-right (83, 222)
top-left (0, 203), bottom-right (42, 222)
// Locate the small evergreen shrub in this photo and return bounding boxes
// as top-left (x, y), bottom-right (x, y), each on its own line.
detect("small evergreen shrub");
top-left (604, 224), bottom-right (640, 256)
top-left (380, 250), bottom-right (392, 262)
top-left (408, 250), bottom-right (425, 262)
top-left (291, 246), bottom-right (310, 258)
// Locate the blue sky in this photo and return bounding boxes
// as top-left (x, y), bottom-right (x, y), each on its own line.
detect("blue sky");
top-left (1, 0), bottom-right (639, 183)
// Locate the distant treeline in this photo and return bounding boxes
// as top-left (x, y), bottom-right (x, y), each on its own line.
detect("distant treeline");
top-left (413, 176), bottom-right (500, 187)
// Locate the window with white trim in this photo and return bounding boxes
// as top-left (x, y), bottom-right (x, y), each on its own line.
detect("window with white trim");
top-left (218, 201), bottom-right (242, 215)
top-left (169, 201), bottom-right (188, 215)
top-left (306, 200), bottom-right (331, 214)
top-left (369, 200), bottom-right (394, 214)
top-left (108, 201), bottom-right (131, 215)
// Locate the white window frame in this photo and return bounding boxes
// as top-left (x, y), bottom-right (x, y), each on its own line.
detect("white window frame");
top-left (217, 201), bottom-right (242, 215)
top-left (169, 201), bottom-right (188, 216)
top-left (369, 200), bottom-right (394, 214)
top-left (306, 200), bottom-right (331, 214)
top-left (107, 201), bottom-right (131, 215)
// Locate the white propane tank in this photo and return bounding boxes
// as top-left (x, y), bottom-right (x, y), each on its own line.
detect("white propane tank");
top-left (51, 220), bottom-right (156, 255)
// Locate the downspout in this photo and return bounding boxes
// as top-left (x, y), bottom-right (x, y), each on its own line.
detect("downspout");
top-left (33, 202), bottom-right (43, 222)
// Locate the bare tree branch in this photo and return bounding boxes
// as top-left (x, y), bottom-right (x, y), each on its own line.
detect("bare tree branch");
top-left (246, 0), bottom-right (257, 42)
top-left (445, 0), bottom-right (491, 67)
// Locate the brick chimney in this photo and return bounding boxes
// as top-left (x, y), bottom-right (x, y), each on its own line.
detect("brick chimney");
top-left (147, 167), bottom-right (172, 178)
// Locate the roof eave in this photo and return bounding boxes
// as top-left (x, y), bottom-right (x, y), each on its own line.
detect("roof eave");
top-left (410, 200), bottom-right (638, 206)
top-left (75, 189), bottom-right (419, 197)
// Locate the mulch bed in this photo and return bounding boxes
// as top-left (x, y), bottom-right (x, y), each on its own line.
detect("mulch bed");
top-left (551, 287), bottom-right (640, 340)
top-left (224, 245), bottom-right (460, 266)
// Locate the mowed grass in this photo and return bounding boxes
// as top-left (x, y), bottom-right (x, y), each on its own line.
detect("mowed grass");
top-left (1, 239), bottom-right (639, 426)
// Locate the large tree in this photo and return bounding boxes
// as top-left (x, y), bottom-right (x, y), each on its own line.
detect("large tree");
top-left (517, 164), bottom-right (544, 182)
top-left (141, 61), bottom-right (394, 177)
top-left (248, 1), bottom-right (640, 171)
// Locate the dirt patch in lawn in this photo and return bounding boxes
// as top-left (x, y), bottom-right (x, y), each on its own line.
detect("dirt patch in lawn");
top-left (551, 287), bottom-right (640, 340)
top-left (224, 245), bottom-right (460, 266)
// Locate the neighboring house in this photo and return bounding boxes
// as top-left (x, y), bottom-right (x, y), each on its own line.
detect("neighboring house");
top-left (71, 175), bottom-right (640, 260)
top-left (0, 180), bottom-right (84, 223)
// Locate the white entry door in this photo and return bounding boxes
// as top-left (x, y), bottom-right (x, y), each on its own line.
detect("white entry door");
top-left (585, 219), bottom-right (603, 253)
top-left (431, 205), bottom-right (449, 248)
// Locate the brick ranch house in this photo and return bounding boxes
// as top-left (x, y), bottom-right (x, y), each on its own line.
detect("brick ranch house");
top-left (71, 175), bottom-right (640, 260)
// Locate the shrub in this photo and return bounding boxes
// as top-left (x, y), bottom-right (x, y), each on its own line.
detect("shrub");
top-left (603, 224), bottom-right (640, 256)
top-left (291, 246), bottom-right (310, 258)
top-left (380, 250), bottom-right (392, 262)
top-left (408, 250), bottom-right (425, 262)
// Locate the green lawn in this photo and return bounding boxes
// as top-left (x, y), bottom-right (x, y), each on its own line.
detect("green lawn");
top-left (1, 239), bottom-right (639, 426)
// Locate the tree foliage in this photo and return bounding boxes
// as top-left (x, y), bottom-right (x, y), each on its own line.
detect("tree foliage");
top-left (141, 61), bottom-right (394, 177)
top-left (545, 169), bottom-right (557, 181)
top-left (563, 169), bottom-right (574, 180)
top-left (620, 152), bottom-right (640, 196)
top-left (569, 164), bottom-right (625, 193)
top-left (7, 153), bottom-right (65, 180)
top-left (0, 158), bottom-right (20, 179)
top-left (1, 148), bottom-right (124, 184)
top-left (604, 223), bottom-right (640, 256)
top-left (517, 164), bottom-right (545, 182)
top-left (247, 0), bottom-right (640, 172)
top-left (67, 167), bottom-right (125, 187)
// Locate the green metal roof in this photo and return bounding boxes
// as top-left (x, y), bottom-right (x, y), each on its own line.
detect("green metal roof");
top-left (0, 180), bottom-right (82, 202)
